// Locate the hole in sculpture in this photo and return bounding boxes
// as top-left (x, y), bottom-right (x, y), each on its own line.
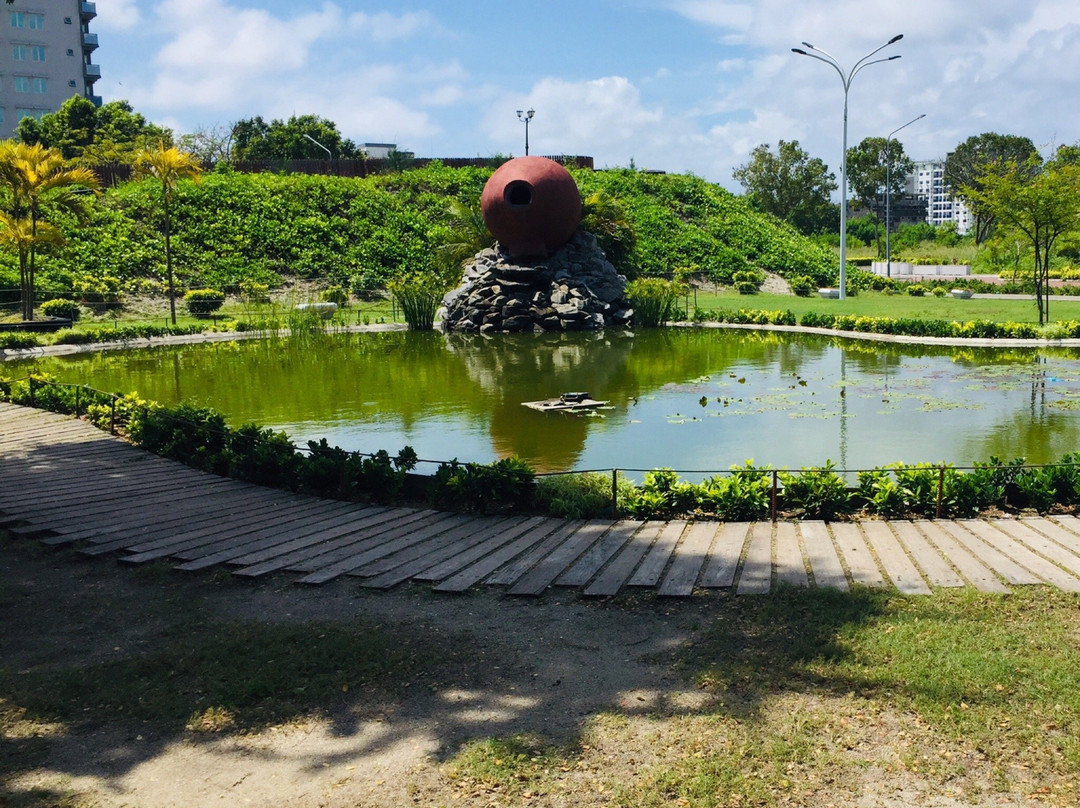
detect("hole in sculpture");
top-left (505, 180), bottom-right (533, 207)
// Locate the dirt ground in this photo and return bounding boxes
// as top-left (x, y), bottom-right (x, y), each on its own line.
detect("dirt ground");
top-left (0, 537), bottom-right (1049, 808)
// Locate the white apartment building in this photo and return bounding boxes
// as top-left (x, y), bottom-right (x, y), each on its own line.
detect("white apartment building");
top-left (907, 159), bottom-right (974, 234)
top-left (0, 0), bottom-right (101, 139)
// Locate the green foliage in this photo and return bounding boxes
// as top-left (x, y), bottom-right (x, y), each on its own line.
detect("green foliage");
top-left (432, 457), bottom-right (536, 514)
top-left (320, 285), bottom-right (348, 306)
top-left (731, 139), bottom-right (838, 235)
top-left (789, 275), bottom-right (815, 296)
top-left (906, 284), bottom-right (927, 297)
top-left (18, 96), bottom-right (172, 162)
top-left (184, 288), bottom-right (225, 316)
top-left (796, 311), bottom-right (1043, 340)
top-left (779, 462), bottom-right (849, 520)
top-left (0, 332), bottom-right (42, 349)
top-left (387, 271), bottom-right (444, 330)
top-left (39, 297), bottom-right (80, 321)
top-left (626, 277), bottom-right (683, 327)
top-left (535, 472), bottom-right (630, 519)
top-left (620, 463), bottom-right (772, 520)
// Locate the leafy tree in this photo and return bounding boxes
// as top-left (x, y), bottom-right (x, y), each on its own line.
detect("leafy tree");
top-left (732, 140), bottom-right (838, 235)
top-left (0, 141), bottom-right (100, 320)
top-left (965, 158), bottom-right (1080, 323)
top-left (178, 124), bottom-right (237, 165)
top-left (131, 143), bottom-right (203, 324)
top-left (943, 133), bottom-right (1040, 244)
top-left (231, 114), bottom-right (360, 161)
top-left (845, 137), bottom-right (913, 256)
top-left (580, 190), bottom-right (637, 275)
top-left (17, 97), bottom-right (172, 162)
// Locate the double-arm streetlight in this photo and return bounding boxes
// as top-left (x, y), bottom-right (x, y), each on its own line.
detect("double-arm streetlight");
top-left (792, 34), bottom-right (904, 300)
top-left (516, 108), bottom-right (535, 155)
top-left (885, 113), bottom-right (926, 278)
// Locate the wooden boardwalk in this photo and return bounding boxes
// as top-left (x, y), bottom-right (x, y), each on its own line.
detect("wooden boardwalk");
top-left (4, 402), bottom-right (1080, 597)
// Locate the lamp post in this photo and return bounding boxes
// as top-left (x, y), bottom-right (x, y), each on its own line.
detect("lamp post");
top-left (516, 108), bottom-right (535, 156)
top-left (303, 133), bottom-right (332, 159)
top-left (792, 34), bottom-right (904, 300)
top-left (885, 113), bottom-right (925, 278)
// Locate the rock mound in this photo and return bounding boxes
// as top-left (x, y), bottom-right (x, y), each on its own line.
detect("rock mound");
top-left (440, 231), bottom-right (632, 333)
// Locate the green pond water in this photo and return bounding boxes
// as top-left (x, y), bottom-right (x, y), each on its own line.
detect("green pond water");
top-left (8, 328), bottom-right (1080, 474)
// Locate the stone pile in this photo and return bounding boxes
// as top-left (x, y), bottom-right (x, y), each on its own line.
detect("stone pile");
top-left (440, 230), bottom-right (632, 333)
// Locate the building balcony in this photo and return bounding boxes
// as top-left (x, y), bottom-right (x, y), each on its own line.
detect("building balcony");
top-left (86, 94), bottom-right (102, 107)
top-left (84, 63), bottom-right (101, 80)
top-left (80, 2), bottom-right (97, 20)
top-left (82, 32), bottom-right (98, 50)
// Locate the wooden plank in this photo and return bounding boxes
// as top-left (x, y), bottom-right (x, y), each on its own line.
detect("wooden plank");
top-left (915, 520), bottom-right (1009, 593)
top-left (627, 521), bottom-right (685, 587)
top-left (700, 522), bottom-right (750, 588)
top-left (1047, 515), bottom-right (1080, 542)
top-left (434, 518), bottom-right (578, 591)
top-left (892, 521), bottom-right (964, 588)
top-left (935, 521), bottom-right (1042, 585)
top-left (286, 509), bottom-right (439, 572)
top-left (353, 514), bottom-right (513, 579)
top-left (798, 521), bottom-right (847, 591)
top-left (295, 512), bottom-right (465, 585)
top-left (1023, 518), bottom-right (1080, 572)
top-left (507, 521), bottom-right (611, 596)
top-left (484, 520), bottom-right (584, 586)
top-left (978, 520), bottom-right (1080, 592)
top-left (361, 516), bottom-right (548, 589)
top-left (583, 521), bottom-right (664, 597)
top-left (658, 521), bottom-right (718, 597)
top-left (860, 521), bottom-right (931, 594)
top-left (556, 520), bottom-right (641, 587)
top-left (226, 507), bottom-right (390, 566)
top-left (773, 521), bottom-right (808, 588)
top-left (830, 522), bottom-right (885, 587)
top-left (736, 522), bottom-right (772, 595)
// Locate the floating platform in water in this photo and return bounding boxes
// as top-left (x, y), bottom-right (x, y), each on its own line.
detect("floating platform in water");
top-left (522, 392), bottom-right (609, 413)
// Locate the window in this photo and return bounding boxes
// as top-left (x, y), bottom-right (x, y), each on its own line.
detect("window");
top-left (9, 11), bottom-right (23, 27)
top-left (16, 108), bottom-right (45, 122)
top-left (32, 46), bottom-right (45, 62)
top-left (68, 79), bottom-right (76, 87)
top-left (32, 77), bottom-right (46, 94)
top-left (14, 76), bottom-right (29, 93)
top-left (12, 44), bottom-right (26, 61)
top-left (28, 13), bottom-right (43, 30)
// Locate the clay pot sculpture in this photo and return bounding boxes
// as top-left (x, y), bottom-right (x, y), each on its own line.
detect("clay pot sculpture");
top-left (480, 156), bottom-right (582, 258)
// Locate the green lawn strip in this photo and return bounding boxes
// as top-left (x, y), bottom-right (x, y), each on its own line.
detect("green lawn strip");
top-left (689, 290), bottom-right (1080, 325)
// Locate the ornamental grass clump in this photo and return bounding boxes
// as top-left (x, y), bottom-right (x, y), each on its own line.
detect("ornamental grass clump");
top-left (388, 271), bottom-right (443, 330)
top-left (626, 278), bottom-right (683, 327)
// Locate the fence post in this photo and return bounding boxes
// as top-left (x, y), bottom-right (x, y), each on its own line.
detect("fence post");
top-left (771, 469), bottom-right (778, 522)
top-left (936, 465), bottom-right (945, 519)
top-left (611, 469), bottom-right (619, 519)
top-left (28, 377), bottom-right (35, 408)
top-left (75, 385), bottom-right (80, 416)
top-left (110, 396), bottom-right (117, 435)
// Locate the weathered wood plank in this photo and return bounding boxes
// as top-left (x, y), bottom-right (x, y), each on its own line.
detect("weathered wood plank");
top-left (798, 521), bottom-right (847, 591)
top-left (626, 521), bottom-right (685, 587)
top-left (557, 520), bottom-right (642, 587)
top-left (891, 521), bottom-right (964, 588)
top-left (914, 520), bottom-right (1008, 593)
top-left (774, 521), bottom-right (808, 588)
top-left (830, 522), bottom-right (885, 587)
top-left (658, 521), bottom-right (718, 597)
top-left (285, 509), bottom-right (439, 573)
top-left (433, 520), bottom-right (570, 592)
top-left (583, 521), bottom-right (664, 597)
top-left (935, 521), bottom-right (1042, 585)
top-left (508, 521), bottom-right (612, 597)
top-left (484, 520), bottom-right (585, 586)
top-left (699, 522), bottom-right (749, 588)
top-left (353, 514), bottom-right (512, 580)
top-left (736, 522), bottom-right (772, 595)
top-left (1016, 518), bottom-right (1080, 576)
top-left (977, 520), bottom-right (1080, 592)
top-left (860, 521), bottom-right (931, 594)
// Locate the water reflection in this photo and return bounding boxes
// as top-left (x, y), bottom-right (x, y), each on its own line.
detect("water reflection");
top-left (8, 329), bottom-right (1080, 472)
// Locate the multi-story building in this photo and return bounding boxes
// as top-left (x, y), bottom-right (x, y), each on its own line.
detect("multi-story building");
top-left (0, 0), bottom-right (101, 139)
top-left (907, 159), bottom-right (974, 234)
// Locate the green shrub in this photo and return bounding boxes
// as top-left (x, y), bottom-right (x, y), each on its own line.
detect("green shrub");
top-left (239, 280), bottom-right (270, 304)
top-left (40, 298), bottom-right (81, 321)
top-left (789, 275), bottom-right (815, 297)
top-left (536, 472), bottom-right (629, 519)
top-left (906, 284), bottom-right (927, 297)
top-left (931, 286), bottom-right (948, 297)
top-left (432, 456), bottom-right (535, 514)
top-left (0, 332), bottom-right (42, 350)
top-left (779, 462), bottom-right (849, 519)
top-left (321, 285), bottom-right (349, 307)
top-left (697, 462), bottom-right (772, 521)
top-left (626, 278), bottom-right (683, 327)
top-left (184, 288), bottom-right (225, 316)
top-left (387, 271), bottom-right (443, 330)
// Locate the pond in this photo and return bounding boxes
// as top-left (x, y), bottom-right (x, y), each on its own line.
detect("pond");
top-left (8, 328), bottom-right (1080, 474)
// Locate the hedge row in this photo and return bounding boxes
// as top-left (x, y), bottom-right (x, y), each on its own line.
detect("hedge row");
top-left (3, 375), bottom-right (1077, 522)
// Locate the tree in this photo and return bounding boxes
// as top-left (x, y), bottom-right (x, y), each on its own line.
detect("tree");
top-left (131, 143), bottom-right (203, 325)
top-left (231, 114), bottom-right (359, 161)
top-left (943, 133), bottom-right (1039, 245)
top-left (966, 158), bottom-right (1080, 324)
top-left (845, 137), bottom-right (913, 256)
top-left (732, 140), bottom-right (838, 235)
top-left (178, 124), bottom-right (237, 165)
top-left (0, 141), bottom-right (101, 320)
top-left (17, 97), bottom-right (172, 163)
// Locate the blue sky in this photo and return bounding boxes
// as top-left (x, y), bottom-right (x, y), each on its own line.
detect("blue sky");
top-left (91, 0), bottom-right (1080, 189)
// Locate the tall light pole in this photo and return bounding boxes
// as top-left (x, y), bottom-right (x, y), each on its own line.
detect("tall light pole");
top-left (885, 113), bottom-right (926, 278)
top-left (792, 34), bottom-right (904, 300)
top-left (303, 133), bottom-right (332, 159)
top-left (516, 108), bottom-right (535, 156)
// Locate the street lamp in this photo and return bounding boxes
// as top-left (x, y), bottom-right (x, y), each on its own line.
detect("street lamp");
top-left (792, 34), bottom-right (904, 300)
top-left (885, 113), bottom-right (926, 278)
top-left (516, 108), bottom-right (535, 156)
top-left (303, 133), bottom-right (332, 159)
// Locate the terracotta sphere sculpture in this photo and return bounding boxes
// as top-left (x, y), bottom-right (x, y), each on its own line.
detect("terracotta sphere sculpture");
top-left (480, 156), bottom-right (582, 258)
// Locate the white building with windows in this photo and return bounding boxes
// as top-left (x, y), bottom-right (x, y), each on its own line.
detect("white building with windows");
top-left (907, 159), bottom-right (974, 234)
top-left (0, 1), bottom-right (101, 139)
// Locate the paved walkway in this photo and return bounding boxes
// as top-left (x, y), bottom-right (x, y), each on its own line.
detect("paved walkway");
top-left (4, 402), bottom-right (1080, 597)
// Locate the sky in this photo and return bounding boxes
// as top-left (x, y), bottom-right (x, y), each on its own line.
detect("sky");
top-left (90, 0), bottom-right (1080, 190)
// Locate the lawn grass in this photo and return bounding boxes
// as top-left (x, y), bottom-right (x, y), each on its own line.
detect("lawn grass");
top-left (686, 289), bottom-right (1080, 324)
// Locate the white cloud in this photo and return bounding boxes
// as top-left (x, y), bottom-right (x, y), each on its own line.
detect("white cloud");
top-left (94, 0), bottom-right (141, 31)
top-left (347, 11), bottom-right (440, 42)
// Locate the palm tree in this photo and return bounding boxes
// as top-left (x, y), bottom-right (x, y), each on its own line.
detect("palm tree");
top-left (0, 141), bottom-right (100, 320)
top-left (132, 142), bottom-right (203, 325)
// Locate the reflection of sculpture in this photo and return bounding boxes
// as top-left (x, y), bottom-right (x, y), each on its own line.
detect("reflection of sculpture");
top-left (442, 157), bottom-right (630, 333)
top-left (480, 156), bottom-right (582, 257)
